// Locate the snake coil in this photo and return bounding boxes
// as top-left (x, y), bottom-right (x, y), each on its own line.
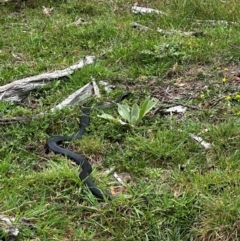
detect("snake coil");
top-left (47, 92), bottom-right (131, 200)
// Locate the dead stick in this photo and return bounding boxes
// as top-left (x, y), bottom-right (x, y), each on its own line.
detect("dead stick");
top-left (0, 56), bottom-right (95, 102)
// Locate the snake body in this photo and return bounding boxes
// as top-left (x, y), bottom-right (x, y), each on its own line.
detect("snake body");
top-left (47, 92), bottom-right (131, 200)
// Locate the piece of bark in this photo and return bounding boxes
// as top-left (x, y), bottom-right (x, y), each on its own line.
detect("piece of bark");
top-left (194, 19), bottom-right (239, 26)
top-left (189, 133), bottom-right (211, 150)
top-left (0, 215), bottom-right (19, 241)
top-left (157, 28), bottom-right (204, 37)
top-left (132, 6), bottom-right (167, 15)
top-left (131, 22), bottom-right (203, 37)
top-left (0, 56), bottom-right (95, 102)
top-left (113, 172), bottom-right (126, 186)
top-left (50, 81), bottom-right (100, 112)
top-left (0, 215), bottom-right (37, 241)
top-left (165, 105), bottom-right (187, 114)
top-left (99, 80), bottom-right (115, 93)
top-left (131, 22), bottom-right (152, 31)
top-left (67, 18), bottom-right (89, 26)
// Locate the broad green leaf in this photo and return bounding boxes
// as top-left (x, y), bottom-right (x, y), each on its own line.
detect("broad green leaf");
top-left (98, 114), bottom-right (127, 125)
top-left (130, 103), bottom-right (140, 125)
top-left (139, 98), bottom-right (156, 120)
top-left (98, 113), bottom-right (117, 122)
top-left (117, 103), bottom-right (131, 123)
top-left (130, 115), bottom-right (138, 126)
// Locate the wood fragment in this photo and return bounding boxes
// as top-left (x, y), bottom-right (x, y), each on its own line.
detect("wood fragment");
top-left (165, 105), bottom-right (187, 114)
top-left (132, 6), bottom-right (167, 15)
top-left (67, 18), bottom-right (89, 26)
top-left (157, 28), bottom-right (204, 37)
top-left (0, 215), bottom-right (19, 241)
top-left (99, 80), bottom-right (115, 93)
top-left (0, 56), bottom-right (95, 102)
top-left (51, 81), bottom-right (100, 112)
top-left (42, 6), bottom-right (54, 17)
top-left (162, 100), bottom-right (200, 110)
top-left (113, 172), bottom-right (126, 186)
top-left (131, 22), bottom-right (152, 31)
top-left (131, 22), bottom-right (203, 37)
top-left (189, 133), bottom-right (211, 150)
top-left (194, 19), bottom-right (239, 26)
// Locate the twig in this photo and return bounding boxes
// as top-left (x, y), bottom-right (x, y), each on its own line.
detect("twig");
top-left (116, 142), bottom-right (125, 155)
top-left (209, 96), bottom-right (226, 107)
top-left (131, 22), bottom-right (152, 31)
top-left (113, 172), bottom-right (126, 186)
top-left (162, 100), bottom-right (200, 110)
top-left (194, 19), bottom-right (239, 26)
top-left (189, 133), bottom-right (211, 150)
top-left (157, 28), bottom-right (204, 37)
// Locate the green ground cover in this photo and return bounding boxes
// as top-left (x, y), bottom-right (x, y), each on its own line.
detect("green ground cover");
top-left (1, 0), bottom-right (240, 240)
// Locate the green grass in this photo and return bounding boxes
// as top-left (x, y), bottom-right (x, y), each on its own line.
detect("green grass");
top-left (1, 0), bottom-right (240, 240)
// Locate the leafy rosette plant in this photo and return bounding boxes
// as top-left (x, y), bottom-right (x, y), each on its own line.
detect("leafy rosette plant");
top-left (98, 97), bottom-right (156, 126)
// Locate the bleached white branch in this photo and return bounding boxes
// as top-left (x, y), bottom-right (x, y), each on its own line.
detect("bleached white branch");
top-left (132, 6), bottom-right (167, 15)
top-left (131, 22), bottom-right (203, 37)
top-left (113, 172), bottom-right (126, 186)
top-left (0, 56), bottom-right (95, 102)
top-left (157, 28), bottom-right (204, 37)
top-left (51, 81), bottom-right (100, 112)
top-left (194, 19), bottom-right (239, 26)
top-left (189, 133), bottom-right (211, 150)
top-left (131, 22), bottom-right (152, 31)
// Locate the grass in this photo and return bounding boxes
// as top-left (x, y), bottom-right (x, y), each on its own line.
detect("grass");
top-left (1, 0), bottom-right (240, 240)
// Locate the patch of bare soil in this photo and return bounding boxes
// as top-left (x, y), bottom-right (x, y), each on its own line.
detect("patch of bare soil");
top-left (126, 63), bottom-right (240, 112)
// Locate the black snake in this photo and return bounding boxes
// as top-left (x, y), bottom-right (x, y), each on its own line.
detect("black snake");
top-left (47, 92), bottom-right (131, 200)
